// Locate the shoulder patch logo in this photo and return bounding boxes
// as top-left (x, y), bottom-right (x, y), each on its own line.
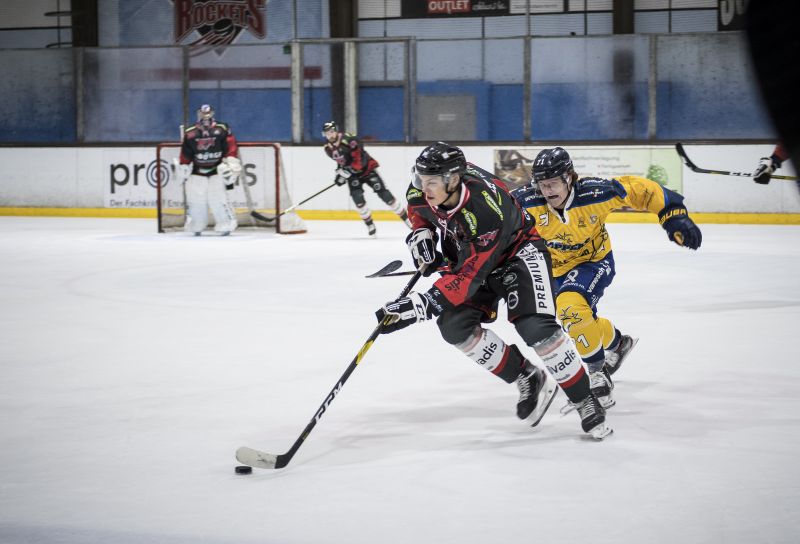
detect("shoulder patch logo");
top-left (481, 191), bottom-right (503, 220)
top-left (461, 208), bottom-right (478, 236)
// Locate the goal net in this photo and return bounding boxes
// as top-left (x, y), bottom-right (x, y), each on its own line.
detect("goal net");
top-left (155, 142), bottom-right (307, 234)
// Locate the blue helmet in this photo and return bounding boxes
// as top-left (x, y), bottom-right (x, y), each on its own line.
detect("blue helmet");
top-left (531, 147), bottom-right (573, 182)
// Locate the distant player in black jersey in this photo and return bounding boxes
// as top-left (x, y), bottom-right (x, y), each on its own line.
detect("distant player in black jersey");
top-left (375, 142), bottom-right (611, 439)
top-left (179, 104), bottom-right (240, 236)
top-left (322, 121), bottom-right (411, 236)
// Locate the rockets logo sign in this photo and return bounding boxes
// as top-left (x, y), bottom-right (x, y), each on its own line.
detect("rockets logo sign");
top-left (174, 0), bottom-right (267, 52)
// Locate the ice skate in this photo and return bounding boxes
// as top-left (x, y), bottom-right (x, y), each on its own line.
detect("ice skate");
top-left (193, 232), bottom-right (202, 237)
top-left (604, 331), bottom-right (639, 376)
top-left (576, 393), bottom-right (612, 439)
top-left (516, 365), bottom-right (557, 427)
top-left (560, 367), bottom-right (614, 415)
top-left (589, 368), bottom-right (615, 409)
top-left (366, 219), bottom-right (377, 237)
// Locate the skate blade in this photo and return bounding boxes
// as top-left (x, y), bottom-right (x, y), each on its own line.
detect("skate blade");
top-left (526, 376), bottom-right (558, 428)
top-left (560, 395), bottom-right (615, 416)
top-left (588, 422), bottom-right (613, 440)
top-left (607, 337), bottom-right (639, 376)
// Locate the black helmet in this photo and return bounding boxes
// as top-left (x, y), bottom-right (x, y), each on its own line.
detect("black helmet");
top-left (414, 142), bottom-right (466, 177)
top-left (321, 121), bottom-right (338, 133)
top-left (531, 147), bottom-right (573, 182)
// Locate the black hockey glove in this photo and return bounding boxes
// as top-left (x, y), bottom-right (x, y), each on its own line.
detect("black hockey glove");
top-left (753, 155), bottom-right (781, 185)
top-left (406, 228), bottom-right (443, 277)
top-left (660, 207), bottom-right (702, 250)
top-left (376, 292), bottom-right (435, 334)
top-left (334, 168), bottom-right (351, 186)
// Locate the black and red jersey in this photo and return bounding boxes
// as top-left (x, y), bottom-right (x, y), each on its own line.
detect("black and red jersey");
top-left (180, 121), bottom-right (239, 176)
top-left (323, 133), bottom-right (378, 177)
top-left (406, 163), bottom-right (541, 311)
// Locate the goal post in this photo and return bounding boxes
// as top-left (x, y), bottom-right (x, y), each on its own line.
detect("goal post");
top-left (155, 142), bottom-right (307, 234)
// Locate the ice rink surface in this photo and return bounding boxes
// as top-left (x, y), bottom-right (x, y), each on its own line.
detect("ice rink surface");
top-left (1, 216), bottom-right (799, 544)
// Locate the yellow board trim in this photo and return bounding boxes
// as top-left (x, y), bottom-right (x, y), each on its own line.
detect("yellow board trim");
top-left (1, 207), bottom-right (799, 225)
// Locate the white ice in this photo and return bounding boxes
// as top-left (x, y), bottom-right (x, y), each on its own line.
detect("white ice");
top-left (1, 217), bottom-right (799, 544)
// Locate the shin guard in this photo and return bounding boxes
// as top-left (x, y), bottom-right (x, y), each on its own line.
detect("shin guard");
top-left (456, 327), bottom-right (525, 383)
top-left (532, 330), bottom-right (590, 403)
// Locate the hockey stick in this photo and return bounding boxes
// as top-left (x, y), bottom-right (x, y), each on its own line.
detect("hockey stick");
top-left (237, 171), bottom-right (276, 224)
top-left (365, 260), bottom-right (403, 278)
top-left (279, 182), bottom-right (338, 216)
top-left (676, 143), bottom-right (798, 181)
top-left (236, 269), bottom-right (423, 470)
top-left (374, 270), bottom-right (416, 277)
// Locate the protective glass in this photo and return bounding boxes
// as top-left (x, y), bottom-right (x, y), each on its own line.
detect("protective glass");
top-left (412, 168), bottom-right (448, 191)
top-left (537, 176), bottom-right (568, 192)
top-left (321, 128), bottom-right (337, 138)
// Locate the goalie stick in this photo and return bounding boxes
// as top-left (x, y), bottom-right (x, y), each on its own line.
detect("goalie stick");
top-left (676, 143), bottom-right (798, 181)
top-left (236, 269), bottom-right (423, 470)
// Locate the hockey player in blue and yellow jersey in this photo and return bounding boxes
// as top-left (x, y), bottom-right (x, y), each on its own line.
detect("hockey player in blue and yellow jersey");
top-left (512, 147), bottom-right (702, 410)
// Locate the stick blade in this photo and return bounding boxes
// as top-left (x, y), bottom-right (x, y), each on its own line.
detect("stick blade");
top-left (236, 446), bottom-right (280, 469)
top-left (675, 143), bottom-right (696, 169)
top-left (365, 260), bottom-right (403, 278)
top-left (250, 211), bottom-right (276, 223)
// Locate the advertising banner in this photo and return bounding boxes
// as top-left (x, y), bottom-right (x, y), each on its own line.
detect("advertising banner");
top-left (402, 0), bottom-right (510, 18)
top-left (102, 147), bottom-right (275, 210)
top-left (494, 146), bottom-right (683, 193)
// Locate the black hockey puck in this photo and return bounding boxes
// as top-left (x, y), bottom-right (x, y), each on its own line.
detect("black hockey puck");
top-left (235, 465), bottom-right (252, 474)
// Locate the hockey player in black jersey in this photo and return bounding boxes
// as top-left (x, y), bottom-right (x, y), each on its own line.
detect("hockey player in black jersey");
top-left (375, 142), bottom-right (611, 439)
top-left (322, 121), bottom-right (411, 236)
top-left (178, 104), bottom-right (241, 235)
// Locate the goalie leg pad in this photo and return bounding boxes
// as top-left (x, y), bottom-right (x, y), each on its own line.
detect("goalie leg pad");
top-left (532, 329), bottom-right (590, 404)
top-left (184, 175), bottom-right (209, 233)
top-left (207, 175), bottom-right (238, 233)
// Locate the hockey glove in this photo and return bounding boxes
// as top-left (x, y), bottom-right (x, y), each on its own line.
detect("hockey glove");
top-left (376, 292), bottom-right (435, 334)
top-left (225, 156), bottom-right (243, 175)
top-left (660, 207), bottom-right (702, 250)
top-left (753, 155), bottom-right (781, 184)
top-left (406, 228), bottom-right (443, 276)
top-left (334, 168), bottom-right (351, 186)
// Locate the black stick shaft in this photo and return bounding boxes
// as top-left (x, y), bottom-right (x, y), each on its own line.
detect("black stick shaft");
top-left (280, 183), bottom-right (338, 216)
top-left (676, 143), bottom-right (798, 181)
top-left (272, 270), bottom-right (423, 469)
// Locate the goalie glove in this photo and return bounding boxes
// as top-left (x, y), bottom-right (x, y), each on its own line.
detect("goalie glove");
top-left (659, 206), bottom-right (702, 250)
top-left (334, 168), bottom-right (352, 186)
top-left (218, 157), bottom-right (242, 190)
top-left (406, 228), bottom-right (443, 277)
top-left (376, 292), bottom-right (436, 334)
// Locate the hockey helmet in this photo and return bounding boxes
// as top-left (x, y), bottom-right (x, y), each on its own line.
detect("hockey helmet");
top-left (412, 142), bottom-right (467, 189)
top-left (321, 121), bottom-right (338, 137)
top-left (532, 147), bottom-right (573, 182)
top-left (196, 104), bottom-right (215, 128)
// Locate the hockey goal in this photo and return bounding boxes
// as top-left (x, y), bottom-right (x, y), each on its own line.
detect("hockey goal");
top-left (155, 142), bottom-right (306, 234)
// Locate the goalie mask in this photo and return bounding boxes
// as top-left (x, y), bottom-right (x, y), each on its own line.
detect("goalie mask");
top-left (412, 142), bottom-right (467, 191)
top-left (197, 104), bottom-right (215, 128)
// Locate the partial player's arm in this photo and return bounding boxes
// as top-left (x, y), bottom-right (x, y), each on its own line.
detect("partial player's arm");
top-left (617, 175), bottom-right (702, 250)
